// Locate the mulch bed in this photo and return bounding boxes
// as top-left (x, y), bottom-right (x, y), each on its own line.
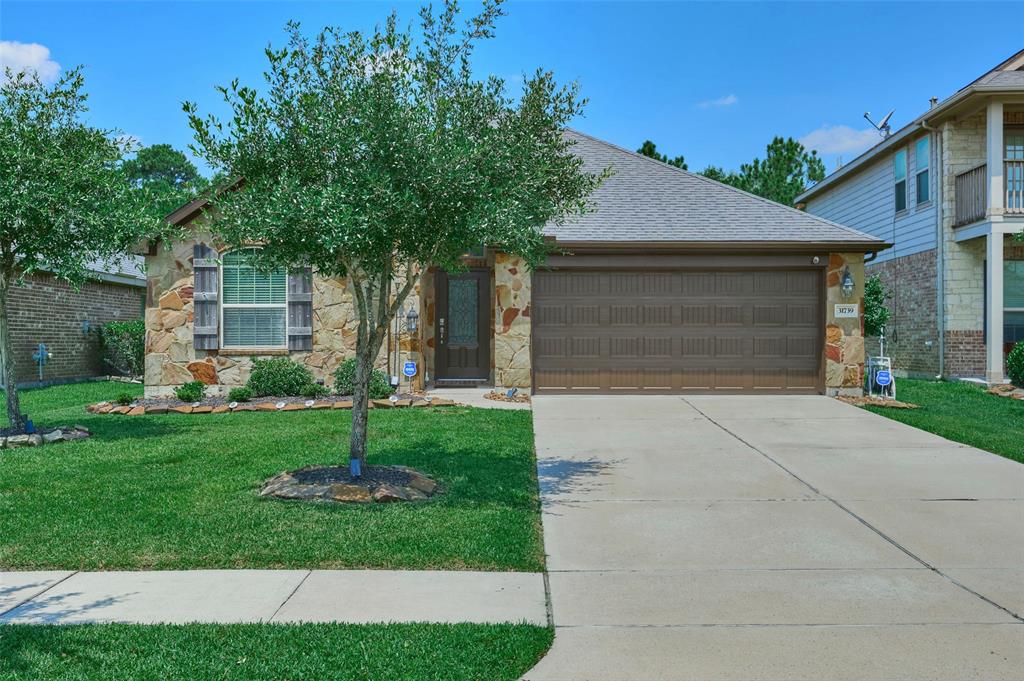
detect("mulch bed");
top-left (86, 393), bottom-right (459, 416)
top-left (836, 396), bottom-right (920, 409)
top-left (260, 464), bottom-right (440, 504)
top-left (484, 391), bottom-right (531, 404)
top-left (987, 384), bottom-right (1024, 400)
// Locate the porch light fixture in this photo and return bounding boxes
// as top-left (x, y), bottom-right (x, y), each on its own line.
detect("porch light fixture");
top-left (840, 266), bottom-right (856, 298)
top-left (403, 307), bottom-right (419, 334)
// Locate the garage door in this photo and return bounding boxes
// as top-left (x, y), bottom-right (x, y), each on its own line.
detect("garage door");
top-left (532, 269), bottom-right (823, 393)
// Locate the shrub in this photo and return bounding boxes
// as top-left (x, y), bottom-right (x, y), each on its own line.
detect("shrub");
top-left (333, 358), bottom-right (394, 399)
top-left (98, 320), bottom-right (145, 376)
top-left (115, 392), bottom-right (134, 406)
top-left (246, 357), bottom-right (315, 397)
top-left (301, 382), bottom-right (330, 399)
top-left (863, 275), bottom-right (892, 338)
top-left (174, 381), bottom-right (206, 403)
top-left (228, 386), bottom-right (253, 402)
top-left (1008, 340), bottom-right (1024, 387)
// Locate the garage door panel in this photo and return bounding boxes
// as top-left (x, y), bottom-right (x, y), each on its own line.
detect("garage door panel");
top-left (533, 268), bottom-right (823, 394)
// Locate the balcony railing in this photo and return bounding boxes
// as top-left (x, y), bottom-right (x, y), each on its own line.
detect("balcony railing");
top-left (953, 161), bottom-right (1024, 227)
top-left (954, 163), bottom-right (987, 227)
top-left (1007, 159), bottom-right (1024, 215)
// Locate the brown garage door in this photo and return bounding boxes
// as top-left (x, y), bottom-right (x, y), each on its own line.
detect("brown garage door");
top-left (532, 268), bottom-right (824, 393)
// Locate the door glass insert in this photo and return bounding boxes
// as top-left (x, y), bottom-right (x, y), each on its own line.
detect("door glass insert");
top-left (448, 278), bottom-right (478, 345)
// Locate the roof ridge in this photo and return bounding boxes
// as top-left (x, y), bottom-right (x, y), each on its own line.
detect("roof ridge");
top-left (566, 128), bottom-right (883, 243)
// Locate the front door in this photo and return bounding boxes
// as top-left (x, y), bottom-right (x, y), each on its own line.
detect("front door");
top-left (435, 270), bottom-right (491, 380)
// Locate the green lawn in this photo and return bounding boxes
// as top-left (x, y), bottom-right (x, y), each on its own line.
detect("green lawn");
top-left (862, 378), bottom-right (1024, 464)
top-left (0, 622), bottom-right (553, 681)
top-left (0, 382), bottom-right (543, 571)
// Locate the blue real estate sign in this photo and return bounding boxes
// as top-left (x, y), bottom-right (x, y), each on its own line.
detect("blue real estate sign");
top-left (402, 361), bottom-right (417, 378)
top-left (875, 370), bottom-right (892, 386)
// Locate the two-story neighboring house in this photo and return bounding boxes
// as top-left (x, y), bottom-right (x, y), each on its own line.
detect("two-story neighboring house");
top-left (796, 50), bottom-right (1024, 384)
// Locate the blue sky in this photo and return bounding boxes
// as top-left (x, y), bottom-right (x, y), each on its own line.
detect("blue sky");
top-left (3, 1), bottom-right (1022, 177)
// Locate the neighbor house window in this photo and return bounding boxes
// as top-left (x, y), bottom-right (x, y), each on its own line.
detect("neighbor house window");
top-left (894, 148), bottom-right (907, 212)
top-left (915, 136), bottom-right (930, 204)
top-left (1006, 261), bottom-right (1024, 346)
top-left (220, 248), bottom-right (288, 348)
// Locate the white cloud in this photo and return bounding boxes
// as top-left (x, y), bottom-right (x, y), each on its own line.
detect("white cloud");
top-left (698, 94), bottom-right (738, 109)
top-left (799, 124), bottom-right (880, 156)
top-left (0, 41), bottom-right (61, 83)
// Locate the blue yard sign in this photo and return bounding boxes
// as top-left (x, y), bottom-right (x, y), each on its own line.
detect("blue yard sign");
top-left (875, 370), bottom-right (892, 386)
top-left (402, 361), bottom-right (418, 378)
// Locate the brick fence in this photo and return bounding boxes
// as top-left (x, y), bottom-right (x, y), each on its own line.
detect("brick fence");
top-left (6, 272), bottom-right (144, 386)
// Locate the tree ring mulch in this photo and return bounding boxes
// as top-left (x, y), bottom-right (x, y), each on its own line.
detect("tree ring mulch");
top-left (259, 464), bottom-right (440, 504)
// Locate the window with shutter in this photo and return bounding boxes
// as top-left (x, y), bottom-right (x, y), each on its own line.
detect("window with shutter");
top-left (288, 267), bottom-right (313, 351)
top-left (220, 248), bottom-right (288, 349)
top-left (193, 243), bottom-right (220, 350)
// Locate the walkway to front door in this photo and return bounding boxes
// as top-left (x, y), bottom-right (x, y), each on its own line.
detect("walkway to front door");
top-left (525, 395), bottom-right (1024, 680)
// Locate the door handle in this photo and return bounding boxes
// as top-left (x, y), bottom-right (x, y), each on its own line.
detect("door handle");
top-left (439, 318), bottom-right (446, 343)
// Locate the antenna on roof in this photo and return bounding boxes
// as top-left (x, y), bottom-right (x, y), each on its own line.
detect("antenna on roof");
top-left (864, 110), bottom-right (894, 139)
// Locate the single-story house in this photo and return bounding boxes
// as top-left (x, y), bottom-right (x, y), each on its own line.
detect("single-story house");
top-left (141, 130), bottom-right (886, 398)
top-left (796, 49), bottom-right (1024, 384)
top-left (4, 258), bottom-right (145, 387)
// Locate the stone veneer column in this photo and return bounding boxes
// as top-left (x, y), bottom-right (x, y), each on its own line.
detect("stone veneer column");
top-left (493, 253), bottom-right (532, 389)
top-left (825, 253), bottom-right (866, 396)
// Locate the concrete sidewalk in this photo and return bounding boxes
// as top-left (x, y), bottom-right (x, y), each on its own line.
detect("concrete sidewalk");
top-left (0, 569), bottom-right (547, 625)
top-left (525, 395), bottom-right (1024, 681)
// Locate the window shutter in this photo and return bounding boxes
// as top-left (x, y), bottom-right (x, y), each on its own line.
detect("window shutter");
top-left (288, 266), bottom-right (313, 351)
top-left (193, 243), bottom-right (219, 350)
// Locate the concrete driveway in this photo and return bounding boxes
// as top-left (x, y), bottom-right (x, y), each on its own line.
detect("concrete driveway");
top-left (525, 395), bottom-right (1024, 681)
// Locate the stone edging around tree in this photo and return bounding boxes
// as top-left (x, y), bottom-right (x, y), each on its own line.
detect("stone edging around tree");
top-left (1, 426), bottom-right (92, 450)
top-left (260, 465), bottom-right (440, 504)
top-left (86, 396), bottom-right (460, 416)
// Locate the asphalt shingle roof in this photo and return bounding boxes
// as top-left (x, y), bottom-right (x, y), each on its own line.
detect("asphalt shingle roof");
top-left (546, 130), bottom-right (886, 247)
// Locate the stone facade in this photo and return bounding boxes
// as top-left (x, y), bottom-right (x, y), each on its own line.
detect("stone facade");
top-left (7, 271), bottom-right (144, 386)
top-left (825, 252), bottom-right (867, 396)
top-left (144, 236), bottom-right (422, 397)
top-left (143, 234), bottom-right (866, 396)
top-left (493, 253), bottom-right (532, 389)
top-left (864, 249), bottom-right (940, 377)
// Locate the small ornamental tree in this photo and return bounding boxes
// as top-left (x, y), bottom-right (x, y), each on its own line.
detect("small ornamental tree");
top-left (863, 274), bottom-right (892, 338)
top-left (0, 68), bottom-right (159, 432)
top-left (185, 0), bottom-right (604, 475)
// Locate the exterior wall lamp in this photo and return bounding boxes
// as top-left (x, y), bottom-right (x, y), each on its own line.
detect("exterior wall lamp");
top-left (403, 307), bottom-right (419, 334)
top-left (840, 266), bottom-right (856, 298)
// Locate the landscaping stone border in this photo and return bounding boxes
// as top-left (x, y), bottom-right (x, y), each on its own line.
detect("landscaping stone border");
top-left (260, 464), bottom-right (440, 504)
top-left (987, 384), bottom-right (1024, 401)
top-left (86, 396), bottom-right (460, 416)
top-left (1, 426), bottom-right (92, 449)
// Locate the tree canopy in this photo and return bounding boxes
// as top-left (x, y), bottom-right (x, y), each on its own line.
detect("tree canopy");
top-left (636, 139), bottom-right (686, 169)
top-left (122, 143), bottom-right (207, 218)
top-left (0, 67), bottom-right (160, 431)
top-left (185, 0), bottom-right (604, 471)
top-left (698, 136), bottom-right (825, 206)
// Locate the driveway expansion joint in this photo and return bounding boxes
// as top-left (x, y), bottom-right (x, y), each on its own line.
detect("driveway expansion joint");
top-left (680, 396), bottom-right (1024, 625)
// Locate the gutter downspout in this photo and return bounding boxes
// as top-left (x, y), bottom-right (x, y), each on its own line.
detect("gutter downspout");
top-left (921, 118), bottom-right (944, 379)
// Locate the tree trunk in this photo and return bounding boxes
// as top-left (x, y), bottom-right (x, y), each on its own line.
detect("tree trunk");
top-left (0, 277), bottom-right (24, 433)
top-left (344, 263), bottom-right (422, 477)
top-left (347, 345), bottom-right (374, 477)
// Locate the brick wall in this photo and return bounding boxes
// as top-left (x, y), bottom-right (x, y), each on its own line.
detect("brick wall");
top-left (865, 248), bottom-right (940, 377)
top-left (7, 272), bottom-right (144, 385)
top-left (944, 330), bottom-right (986, 376)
